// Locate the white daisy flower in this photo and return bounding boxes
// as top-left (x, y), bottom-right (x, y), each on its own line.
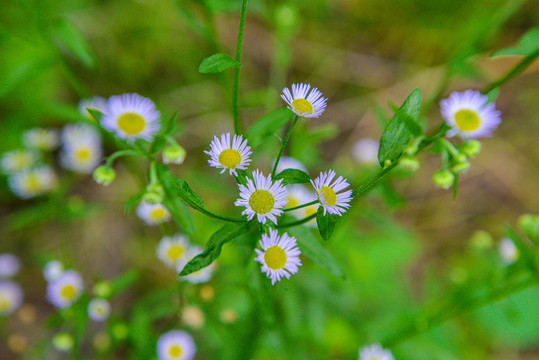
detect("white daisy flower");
top-left (235, 170), bottom-right (288, 224)
top-left (47, 270), bottom-right (84, 309)
top-left (285, 185), bottom-right (318, 226)
top-left (281, 83), bottom-right (327, 118)
top-left (255, 228), bottom-right (302, 285)
top-left (499, 238), bottom-right (519, 265)
top-left (136, 201), bottom-right (171, 226)
top-left (59, 124), bottom-right (103, 174)
top-left (204, 133), bottom-right (252, 176)
top-left (359, 343), bottom-right (394, 360)
top-left (311, 170), bottom-right (352, 216)
top-left (157, 235), bottom-right (191, 270)
top-left (79, 96), bottom-right (108, 121)
top-left (23, 128), bottom-right (60, 151)
top-left (8, 165), bottom-right (57, 199)
top-left (274, 156), bottom-right (307, 176)
top-left (101, 93), bottom-right (160, 142)
top-left (0, 254), bottom-right (21, 278)
top-left (352, 138), bottom-right (379, 165)
top-left (0, 149), bottom-right (38, 174)
top-left (0, 281), bottom-right (23, 316)
top-left (440, 90), bottom-right (501, 139)
top-left (179, 246), bottom-right (215, 284)
top-left (43, 260), bottom-right (64, 282)
top-left (157, 330), bottom-right (196, 360)
top-left (88, 298), bottom-right (111, 321)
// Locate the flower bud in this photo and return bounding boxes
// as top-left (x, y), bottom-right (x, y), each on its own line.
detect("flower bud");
top-left (53, 333), bottom-right (74, 352)
top-left (461, 140), bottom-right (482, 158)
top-left (432, 169), bottom-right (455, 189)
top-left (93, 166), bottom-right (116, 186)
top-left (399, 155), bottom-right (420, 172)
top-left (143, 183), bottom-right (165, 204)
top-left (93, 281), bottom-right (112, 298)
top-left (469, 230), bottom-right (493, 250)
top-left (518, 213), bottom-right (539, 239)
top-left (162, 144), bottom-right (186, 165)
top-left (111, 323), bottom-right (129, 341)
top-left (452, 161), bottom-right (471, 174)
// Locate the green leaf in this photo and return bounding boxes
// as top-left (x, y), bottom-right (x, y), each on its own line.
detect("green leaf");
top-left (198, 53), bottom-right (239, 73)
top-left (487, 88), bottom-right (500, 103)
top-left (378, 89), bottom-right (423, 167)
top-left (175, 178), bottom-right (204, 208)
top-left (87, 109), bottom-right (103, 122)
top-left (246, 107), bottom-right (294, 147)
top-left (179, 222), bottom-right (255, 276)
top-left (315, 207), bottom-right (340, 241)
top-left (491, 27), bottom-right (539, 57)
top-left (289, 227), bottom-right (345, 279)
top-left (274, 169), bottom-right (311, 185)
top-left (124, 188), bottom-right (146, 214)
top-left (50, 17), bottom-right (95, 68)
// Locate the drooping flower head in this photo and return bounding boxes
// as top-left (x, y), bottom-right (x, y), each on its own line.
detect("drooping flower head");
top-left (440, 90), bottom-right (501, 139)
top-left (255, 228), bottom-right (302, 285)
top-left (359, 343), bottom-right (394, 360)
top-left (23, 128), bottom-right (59, 151)
top-left (235, 170), bottom-right (288, 224)
top-left (79, 96), bottom-right (108, 121)
top-left (311, 170), bottom-right (352, 216)
top-left (59, 124), bottom-right (103, 174)
top-left (156, 330), bottom-right (196, 360)
top-left (281, 83), bottom-right (327, 118)
top-left (8, 165), bottom-right (57, 199)
top-left (499, 238), bottom-right (519, 265)
top-left (101, 93), bottom-right (160, 142)
top-left (136, 201), bottom-right (171, 226)
top-left (0, 281), bottom-right (23, 316)
top-left (205, 133), bottom-right (252, 176)
top-left (47, 270), bottom-right (84, 309)
top-left (1, 149), bottom-right (39, 174)
top-left (179, 246), bottom-right (215, 284)
top-left (0, 254), bottom-right (21, 279)
top-left (157, 235), bottom-right (191, 270)
top-left (88, 298), bottom-right (111, 321)
top-left (352, 138), bottom-right (379, 165)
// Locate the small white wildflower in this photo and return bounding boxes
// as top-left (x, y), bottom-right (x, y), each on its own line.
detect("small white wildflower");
top-left (281, 83), bottom-right (327, 118)
top-left (136, 201), bottom-right (171, 226)
top-left (0, 254), bottom-right (21, 279)
top-left (59, 124), bottom-right (103, 174)
top-left (156, 330), bottom-right (196, 360)
top-left (311, 170), bottom-right (352, 216)
top-left (157, 235), bottom-right (191, 270)
top-left (359, 343), bottom-right (394, 360)
top-left (0, 282), bottom-right (23, 316)
top-left (1, 150), bottom-right (38, 174)
top-left (47, 270), bottom-right (84, 309)
top-left (205, 133), bottom-right (252, 176)
top-left (88, 298), bottom-right (111, 321)
top-left (8, 165), bottom-right (57, 199)
top-left (23, 128), bottom-right (59, 151)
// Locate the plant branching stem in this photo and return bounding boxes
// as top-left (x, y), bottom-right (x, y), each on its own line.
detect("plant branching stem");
top-left (105, 150), bottom-right (139, 168)
top-left (483, 49), bottom-right (539, 94)
top-left (283, 199), bottom-right (318, 212)
top-left (271, 115), bottom-right (299, 179)
top-left (232, 0), bottom-right (248, 134)
top-left (277, 213), bottom-right (317, 229)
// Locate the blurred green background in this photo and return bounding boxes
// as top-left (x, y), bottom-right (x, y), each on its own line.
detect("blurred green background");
top-left (1, 0), bottom-right (538, 359)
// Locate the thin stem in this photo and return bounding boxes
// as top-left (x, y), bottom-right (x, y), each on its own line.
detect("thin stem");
top-left (105, 149), bottom-right (139, 168)
top-left (271, 115), bottom-right (299, 179)
top-left (283, 199), bottom-right (319, 212)
top-left (483, 49), bottom-right (539, 94)
top-left (277, 213), bottom-right (317, 229)
top-left (184, 199), bottom-right (247, 223)
top-left (232, 0), bottom-right (248, 134)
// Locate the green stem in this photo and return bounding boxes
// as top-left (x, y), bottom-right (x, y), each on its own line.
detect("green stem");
top-left (483, 48), bottom-right (539, 94)
top-left (283, 199), bottom-right (319, 212)
top-left (105, 149), bottom-right (139, 168)
top-left (232, 0), bottom-right (248, 134)
top-left (271, 115), bottom-right (299, 179)
top-left (185, 200), bottom-right (247, 223)
top-left (277, 213), bottom-right (317, 229)
top-left (149, 161), bottom-right (159, 184)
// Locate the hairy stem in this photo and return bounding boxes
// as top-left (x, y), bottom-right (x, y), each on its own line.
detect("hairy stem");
top-left (271, 115), bottom-right (299, 179)
top-left (232, 0), bottom-right (248, 134)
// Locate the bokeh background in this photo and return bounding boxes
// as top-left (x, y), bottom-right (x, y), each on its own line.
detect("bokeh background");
top-left (1, 0), bottom-right (538, 359)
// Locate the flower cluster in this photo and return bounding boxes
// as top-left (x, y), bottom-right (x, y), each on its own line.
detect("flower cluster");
top-left (0, 253), bottom-right (23, 316)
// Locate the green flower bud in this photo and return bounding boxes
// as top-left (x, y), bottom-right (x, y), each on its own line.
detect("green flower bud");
top-left (461, 140), bottom-right (482, 158)
top-left (143, 183), bottom-right (165, 204)
top-left (432, 169), bottom-right (455, 189)
top-left (53, 333), bottom-right (74, 352)
top-left (454, 152), bottom-right (467, 163)
top-left (469, 230), bottom-right (493, 250)
top-left (162, 144), bottom-right (186, 165)
top-left (93, 166), bottom-right (116, 186)
top-left (452, 161), bottom-right (471, 174)
top-left (111, 323), bottom-right (129, 341)
top-left (518, 213), bottom-right (539, 239)
top-left (399, 155), bottom-right (420, 172)
top-left (383, 159), bottom-right (392, 168)
top-left (275, 5), bottom-right (298, 32)
top-left (93, 281), bottom-right (112, 298)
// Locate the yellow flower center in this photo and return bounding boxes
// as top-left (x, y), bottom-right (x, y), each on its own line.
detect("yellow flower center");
top-left (249, 190), bottom-right (275, 214)
top-left (305, 206), bottom-right (317, 217)
top-left (286, 195), bottom-right (299, 209)
top-left (292, 99), bottom-right (313, 115)
top-left (60, 284), bottom-right (76, 301)
top-left (14, 153), bottom-right (30, 170)
top-left (168, 344), bottom-right (183, 358)
top-left (150, 207), bottom-right (167, 221)
top-left (166, 245), bottom-right (185, 262)
top-left (218, 149), bottom-right (241, 169)
top-left (24, 174), bottom-right (41, 193)
top-left (75, 148), bottom-right (91, 162)
top-left (454, 109), bottom-right (481, 131)
top-left (264, 246), bottom-right (287, 270)
top-left (319, 186), bottom-right (336, 206)
top-left (0, 296), bottom-right (10, 312)
top-left (117, 113), bottom-right (146, 135)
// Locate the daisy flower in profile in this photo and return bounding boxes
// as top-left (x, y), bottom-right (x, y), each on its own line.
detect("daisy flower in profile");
top-left (235, 170), bottom-right (288, 224)
top-left (136, 201), bottom-right (171, 226)
top-left (255, 228), bottom-right (302, 285)
top-left (352, 138), bottom-right (379, 166)
top-left (274, 156), bottom-right (307, 176)
top-left (0, 149), bottom-right (38, 174)
top-left (499, 238), bottom-right (519, 265)
top-left (0, 254), bottom-right (21, 279)
top-left (101, 93), bottom-right (160, 142)
top-left (59, 124), bottom-right (103, 174)
top-left (157, 330), bottom-right (196, 360)
top-left (281, 83), bottom-right (327, 118)
top-left (0, 282), bottom-right (23, 316)
top-left (311, 170), bottom-right (352, 216)
top-left (359, 344), bottom-right (394, 360)
top-left (43, 260), bottom-right (64, 282)
top-left (23, 128), bottom-right (59, 151)
top-left (8, 165), bottom-right (57, 199)
top-left (440, 90), bottom-right (501, 139)
top-left (88, 298), bottom-right (111, 321)
top-left (157, 235), bottom-right (191, 270)
top-left (47, 270), bottom-right (84, 309)
top-left (180, 246), bottom-right (215, 284)
top-left (205, 133), bottom-right (252, 176)
top-left (79, 96), bottom-right (108, 121)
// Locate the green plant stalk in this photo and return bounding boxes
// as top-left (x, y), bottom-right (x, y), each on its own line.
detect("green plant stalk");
top-left (271, 115), bottom-right (299, 179)
top-left (105, 149), bottom-right (140, 168)
top-left (277, 213), bottom-right (317, 229)
top-left (483, 48), bottom-right (539, 94)
top-left (283, 199), bottom-right (319, 212)
top-left (232, 0), bottom-right (248, 134)
top-left (181, 196), bottom-right (247, 223)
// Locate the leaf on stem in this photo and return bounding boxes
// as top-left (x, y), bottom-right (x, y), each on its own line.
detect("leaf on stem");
top-left (199, 53), bottom-right (240, 73)
top-left (246, 107), bottom-right (294, 147)
top-left (274, 169), bottom-right (311, 185)
top-left (87, 109), bottom-right (103, 123)
top-left (50, 17), bottom-right (95, 68)
top-left (124, 188), bottom-right (146, 213)
top-left (316, 206), bottom-right (340, 241)
top-left (491, 27), bottom-right (539, 57)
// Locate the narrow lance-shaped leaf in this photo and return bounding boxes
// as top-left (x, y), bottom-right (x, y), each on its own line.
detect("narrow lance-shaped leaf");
top-left (274, 169), bottom-right (311, 185)
top-left (491, 27), bottom-right (539, 57)
top-left (316, 206), bottom-right (340, 241)
top-left (199, 53), bottom-right (240, 74)
top-left (50, 17), bottom-right (95, 68)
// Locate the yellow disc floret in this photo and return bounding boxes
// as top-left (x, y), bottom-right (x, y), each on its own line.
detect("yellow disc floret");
top-left (292, 99), bottom-right (313, 115)
top-left (168, 344), bottom-right (183, 358)
top-left (218, 149), bottom-right (241, 169)
top-left (24, 174), bottom-right (41, 193)
top-left (60, 285), bottom-right (76, 301)
top-left (249, 190), bottom-right (275, 214)
top-left (166, 245), bottom-right (185, 262)
top-left (0, 296), bottom-right (10, 313)
top-left (75, 148), bottom-right (91, 162)
top-left (286, 195), bottom-right (299, 209)
top-left (117, 113), bottom-right (146, 135)
top-left (150, 208), bottom-right (167, 222)
top-left (264, 246), bottom-right (287, 270)
top-left (454, 109), bottom-right (481, 131)
top-left (319, 186), bottom-right (336, 206)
